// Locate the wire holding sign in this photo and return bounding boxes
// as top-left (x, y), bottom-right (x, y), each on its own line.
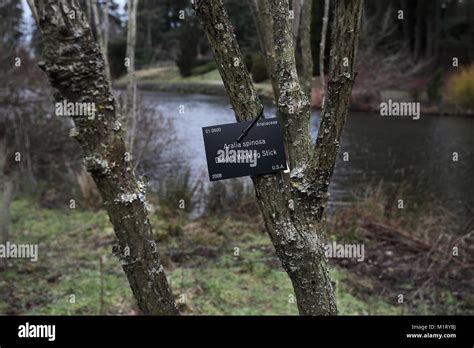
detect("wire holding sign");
top-left (236, 106), bottom-right (265, 143)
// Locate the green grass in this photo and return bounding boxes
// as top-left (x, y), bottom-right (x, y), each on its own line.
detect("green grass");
top-left (0, 199), bottom-right (412, 315)
top-left (114, 64), bottom-right (274, 98)
top-left (116, 65), bottom-right (223, 85)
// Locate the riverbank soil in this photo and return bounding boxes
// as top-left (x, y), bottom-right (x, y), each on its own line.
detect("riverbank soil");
top-left (329, 185), bottom-right (474, 314)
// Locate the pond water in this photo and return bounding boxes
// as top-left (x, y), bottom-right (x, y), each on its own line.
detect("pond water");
top-left (142, 91), bottom-right (474, 217)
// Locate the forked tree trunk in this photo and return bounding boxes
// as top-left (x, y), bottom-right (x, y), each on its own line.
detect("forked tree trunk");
top-left (196, 0), bottom-right (362, 315)
top-left (34, 0), bottom-right (178, 315)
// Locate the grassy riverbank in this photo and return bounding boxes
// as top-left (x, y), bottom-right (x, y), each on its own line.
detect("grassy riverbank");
top-left (115, 63), bottom-right (473, 115)
top-left (1, 187), bottom-right (471, 315)
top-left (115, 65), bottom-right (274, 100)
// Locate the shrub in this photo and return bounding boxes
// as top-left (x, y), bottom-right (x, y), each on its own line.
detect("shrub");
top-left (108, 37), bottom-right (127, 78)
top-left (444, 64), bottom-right (474, 110)
top-left (251, 54), bottom-right (268, 83)
top-left (244, 53), bottom-right (253, 72)
top-left (176, 21), bottom-right (199, 77)
top-left (427, 68), bottom-right (444, 103)
top-left (204, 179), bottom-right (260, 219)
top-left (156, 165), bottom-right (201, 215)
top-left (191, 60), bottom-right (217, 75)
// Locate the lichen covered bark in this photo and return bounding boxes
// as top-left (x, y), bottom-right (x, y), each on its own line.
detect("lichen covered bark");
top-left (35, 0), bottom-right (178, 315)
top-left (271, 0), bottom-right (312, 170)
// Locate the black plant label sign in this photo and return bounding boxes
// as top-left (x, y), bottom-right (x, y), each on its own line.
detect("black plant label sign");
top-left (202, 118), bottom-right (288, 181)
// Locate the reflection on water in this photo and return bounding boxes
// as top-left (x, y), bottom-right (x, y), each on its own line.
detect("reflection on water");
top-left (141, 91), bottom-right (474, 217)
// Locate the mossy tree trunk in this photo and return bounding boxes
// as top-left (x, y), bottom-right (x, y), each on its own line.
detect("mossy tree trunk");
top-left (196, 0), bottom-right (362, 315)
top-left (34, 0), bottom-right (178, 315)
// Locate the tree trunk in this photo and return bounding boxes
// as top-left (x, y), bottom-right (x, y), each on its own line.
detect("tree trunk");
top-left (319, 0), bottom-right (329, 107)
top-left (292, 0), bottom-right (302, 49)
top-left (303, 0), bottom-right (363, 190)
top-left (414, 0), bottom-right (424, 61)
top-left (0, 133), bottom-right (13, 270)
top-left (196, 0), bottom-right (363, 315)
top-left (425, 2), bottom-right (433, 58)
top-left (26, 0), bottom-right (40, 26)
top-left (299, 0), bottom-right (313, 98)
top-left (401, 0), bottom-right (411, 51)
top-left (34, 0), bottom-right (178, 316)
top-left (85, 0), bottom-right (92, 25)
top-left (103, 0), bottom-right (110, 78)
top-left (145, 0), bottom-right (153, 52)
top-left (247, 0), bottom-right (279, 99)
top-left (0, 177), bottom-right (13, 269)
top-left (92, 0), bottom-right (111, 80)
top-left (126, 0), bottom-right (138, 158)
top-left (433, 0), bottom-right (440, 60)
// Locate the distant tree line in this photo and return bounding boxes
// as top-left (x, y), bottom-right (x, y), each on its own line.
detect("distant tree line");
top-left (6, 0), bottom-right (470, 80)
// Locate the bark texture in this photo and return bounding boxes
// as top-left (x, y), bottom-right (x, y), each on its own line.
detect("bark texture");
top-left (0, 177), bottom-right (12, 269)
top-left (299, 0), bottom-right (313, 98)
top-left (126, 0), bottom-right (138, 157)
top-left (197, 0), bottom-right (362, 315)
top-left (91, 0), bottom-right (110, 80)
top-left (292, 0), bottom-right (302, 48)
top-left (247, 0), bottom-right (279, 98)
top-left (34, 0), bottom-right (178, 315)
top-left (103, 0), bottom-right (110, 79)
top-left (0, 130), bottom-right (13, 269)
top-left (319, 0), bottom-right (330, 106)
top-left (26, 0), bottom-right (40, 26)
